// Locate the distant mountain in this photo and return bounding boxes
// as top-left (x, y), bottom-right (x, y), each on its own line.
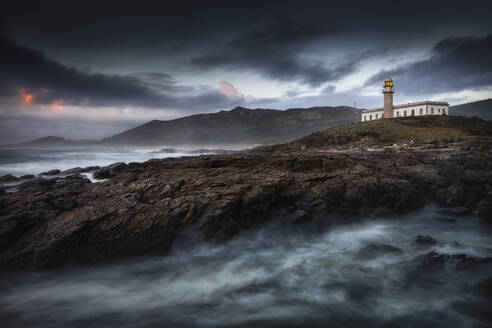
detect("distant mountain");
top-left (100, 106), bottom-right (361, 147)
top-left (10, 136), bottom-right (96, 148)
top-left (450, 99), bottom-right (492, 120)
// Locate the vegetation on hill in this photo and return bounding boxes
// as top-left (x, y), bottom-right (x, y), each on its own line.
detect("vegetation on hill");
top-left (267, 115), bottom-right (492, 151)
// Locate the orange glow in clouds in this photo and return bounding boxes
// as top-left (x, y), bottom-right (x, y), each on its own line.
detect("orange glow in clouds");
top-left (51, 100), bottom-right (64, 110)
top-left (20, 89), bottom-right (34, 104)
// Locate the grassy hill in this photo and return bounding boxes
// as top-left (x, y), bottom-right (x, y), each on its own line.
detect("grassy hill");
top-left (267, 115), bottom-right (492, 151)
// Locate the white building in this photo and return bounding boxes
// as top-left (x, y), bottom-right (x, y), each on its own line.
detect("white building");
top-left (361, 79), bottom-right (449, 122)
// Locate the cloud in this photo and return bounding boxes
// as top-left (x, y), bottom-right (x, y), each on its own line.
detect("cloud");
top-left (191, 19), bottom-right (358, 87)
top-left (219, 81), bottom-right (255, 102)
top-left (0, 34), bottom-right (247, 111)
top-left (365, 34), bottom-right (492, 96)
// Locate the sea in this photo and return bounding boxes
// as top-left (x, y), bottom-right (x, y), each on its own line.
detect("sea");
top-left (0, 205), bottom-right (491, 327)
top-left (0, 147), bottom-right (201, 178)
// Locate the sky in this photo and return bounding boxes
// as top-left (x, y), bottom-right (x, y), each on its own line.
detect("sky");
top-left (1, 0), bottom-right (492, 143)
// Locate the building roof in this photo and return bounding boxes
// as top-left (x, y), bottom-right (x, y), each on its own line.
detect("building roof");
top-left (361, 101), bottom-right (449, 113)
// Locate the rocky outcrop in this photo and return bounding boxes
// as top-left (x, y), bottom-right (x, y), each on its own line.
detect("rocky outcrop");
top-left (0, 119), bottom-right (491, 270)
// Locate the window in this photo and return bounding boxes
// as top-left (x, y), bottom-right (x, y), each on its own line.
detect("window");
top-left (369, 115), bottom-right (372, 120)
top-left (396, 111), bottom-right (399, 117)
top-left (420, 108), bottom-right (423, 115)
top-left (404, 110), bottom-right (407, 117)
top-left (376, 114), bottom-right (378, 119)
top-left (438, 108), bottom-right (441, 113)
top-left (411, 109), bottom-right (415, 116)
top-left (443, 108), bottom-right (447, 115)
top-left (431, 108), bottom-right (434, 114)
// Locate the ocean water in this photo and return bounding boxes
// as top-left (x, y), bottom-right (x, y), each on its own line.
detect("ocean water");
top-left (0, 205), bottom-right (491, 327)
top-left (0, 148), bottom-right (200, 177)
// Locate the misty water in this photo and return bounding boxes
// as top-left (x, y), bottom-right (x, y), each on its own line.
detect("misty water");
top-left (0, 148), bottom-right (201, 177)
top-left (1, 205), bottom-right (491, 327)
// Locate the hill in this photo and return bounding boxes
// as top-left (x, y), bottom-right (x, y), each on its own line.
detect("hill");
top-left (100, 106), bottom-right (361, 147)
top-left (450, 99), bottom-right (492, 120)
top-left (11, 136), bottom-right (96, 148)
top-left (265, 115), bottom-right (492, 152)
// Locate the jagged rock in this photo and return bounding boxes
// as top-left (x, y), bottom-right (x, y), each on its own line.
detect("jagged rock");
top-left (414, 235), bottom-right (437, 247)
top-left (83, 166), bottom-right (100, 171)
top-left (20, 174), bottom-right (35, 180)
top-left (0, 122), bottom-right (490, 270)
top-left (39, 169), bottom-right (61, 176)
top-left (0, 174), bottom-right (20, 183)
top-left (61, 167), bottom-right (84, 174)
top-left (418, 251), bottom-right (492, 273)
top-left (93, 162), bottom-right (127, 179)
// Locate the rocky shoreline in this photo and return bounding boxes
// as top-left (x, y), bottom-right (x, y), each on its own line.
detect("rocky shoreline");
top-left (0, 117), bottom-right (491, 270)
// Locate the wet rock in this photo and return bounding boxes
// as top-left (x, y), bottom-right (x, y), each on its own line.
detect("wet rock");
top-left (418, 251), bottom-right (492, 273)
top-left (0, 174), bottom-right (20, 183)
top-left (61, 167), bottom-right (84, 174)
top-left (39, 169), bottom-right (61, 176)
top-left (17, 177), bottom-right (56, 192)
top-left (475, 276), bottom-right (492, 300)
top-left (83, 166), bottom-right (100, 171)
top-left (20, 174), bottom-right (35, 180)
top-left (440, 206), bottom-right (471, 216)
top-left (461, 169), bottom-right (485, 185)
top-left (414, 235), bottom-right (437, 247)
top-left (0, 133), bottom-right (490, 270)
top-left (93, 162), bottom-right (127, 179)
top-left (356, 244), bottom-right (403, 260)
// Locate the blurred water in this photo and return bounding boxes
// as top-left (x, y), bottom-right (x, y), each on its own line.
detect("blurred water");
top-left (0, 148), bottom-right (199, 177)
top-left (1, 205), bottom-right (491, 327)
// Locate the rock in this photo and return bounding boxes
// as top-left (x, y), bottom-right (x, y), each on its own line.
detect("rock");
top-left (418, 251), bottom-right (492, 273)
top-left (93, 162), bottom-right (127, 179)
top-left (39, 169), bottom-right (61, 176)
top-left (356, 244), bottom-right (403, 260)
top-left (17, 177), bottom-right (55, 192)
top-left (83, 166), bottom-right (100, 172)
top-left (440, 206), bottom-right (471, 216)
top-left (475, 276), bottom-right (492, 300)
top-left (414, 235), bottom-right (437, 247)
top-left (461, 169), bottom-right (485, 185)
top-left (0, 174), bottom-right (20, 183)
top-left (61, 167), bottom-right (84, 174)
top-left (0, 133), bottom-right (490, 270)
top-left (19, 174), bottom-right (35, 180)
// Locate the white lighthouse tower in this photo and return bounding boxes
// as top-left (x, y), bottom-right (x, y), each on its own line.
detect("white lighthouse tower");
top-left (382, 78), bottom-right (394, 118)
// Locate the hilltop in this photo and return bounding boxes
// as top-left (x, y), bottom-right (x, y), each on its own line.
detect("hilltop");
top-left (265, 115), bottom-right (492, 152)
top-left (100, 105), bottom-right (360, 147)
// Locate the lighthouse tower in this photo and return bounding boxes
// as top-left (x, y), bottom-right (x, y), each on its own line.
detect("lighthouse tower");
top-left (382, 78), bottom-right (394, 118)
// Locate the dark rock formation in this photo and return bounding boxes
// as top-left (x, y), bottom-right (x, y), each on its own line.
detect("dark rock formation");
top-left (93, 162), bottom-right (127, 179)
top-left (39, 169), bottom-right (61, 176)
top-left (414, 235), bottom-right (438, 247)
top-left (0, 174), bottom-right (20, 182)
top-left (0, 116), bottom-right (490, 270)
top-left (20, 174), bottom-right (35, 180)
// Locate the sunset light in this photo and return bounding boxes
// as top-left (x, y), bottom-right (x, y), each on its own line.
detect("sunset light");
top-left (51, 100), bottom-right (64, 110)
top-left (20, 89), bottom-right (34, 104)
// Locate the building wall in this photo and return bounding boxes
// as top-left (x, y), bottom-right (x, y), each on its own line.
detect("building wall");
top-left (361, 111), bottom-right (384, 121)
top-left (394, 104), bottom-right (449, 117)
top-left (361, 104), bottom-right (449, 121)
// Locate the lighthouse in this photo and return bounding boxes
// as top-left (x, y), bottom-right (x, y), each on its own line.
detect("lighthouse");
top-left (361, 77), bottom-right (449, 122)
top-left (382, 78), bottom-right (394, 118)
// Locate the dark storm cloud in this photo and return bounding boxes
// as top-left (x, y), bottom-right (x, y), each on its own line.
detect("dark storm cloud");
top-left (191, 19), bottom-right (356, 87)
top-left (0, 34), bottom-right (244, 110)
top-left (366, 34), bottom-right (492, 95)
